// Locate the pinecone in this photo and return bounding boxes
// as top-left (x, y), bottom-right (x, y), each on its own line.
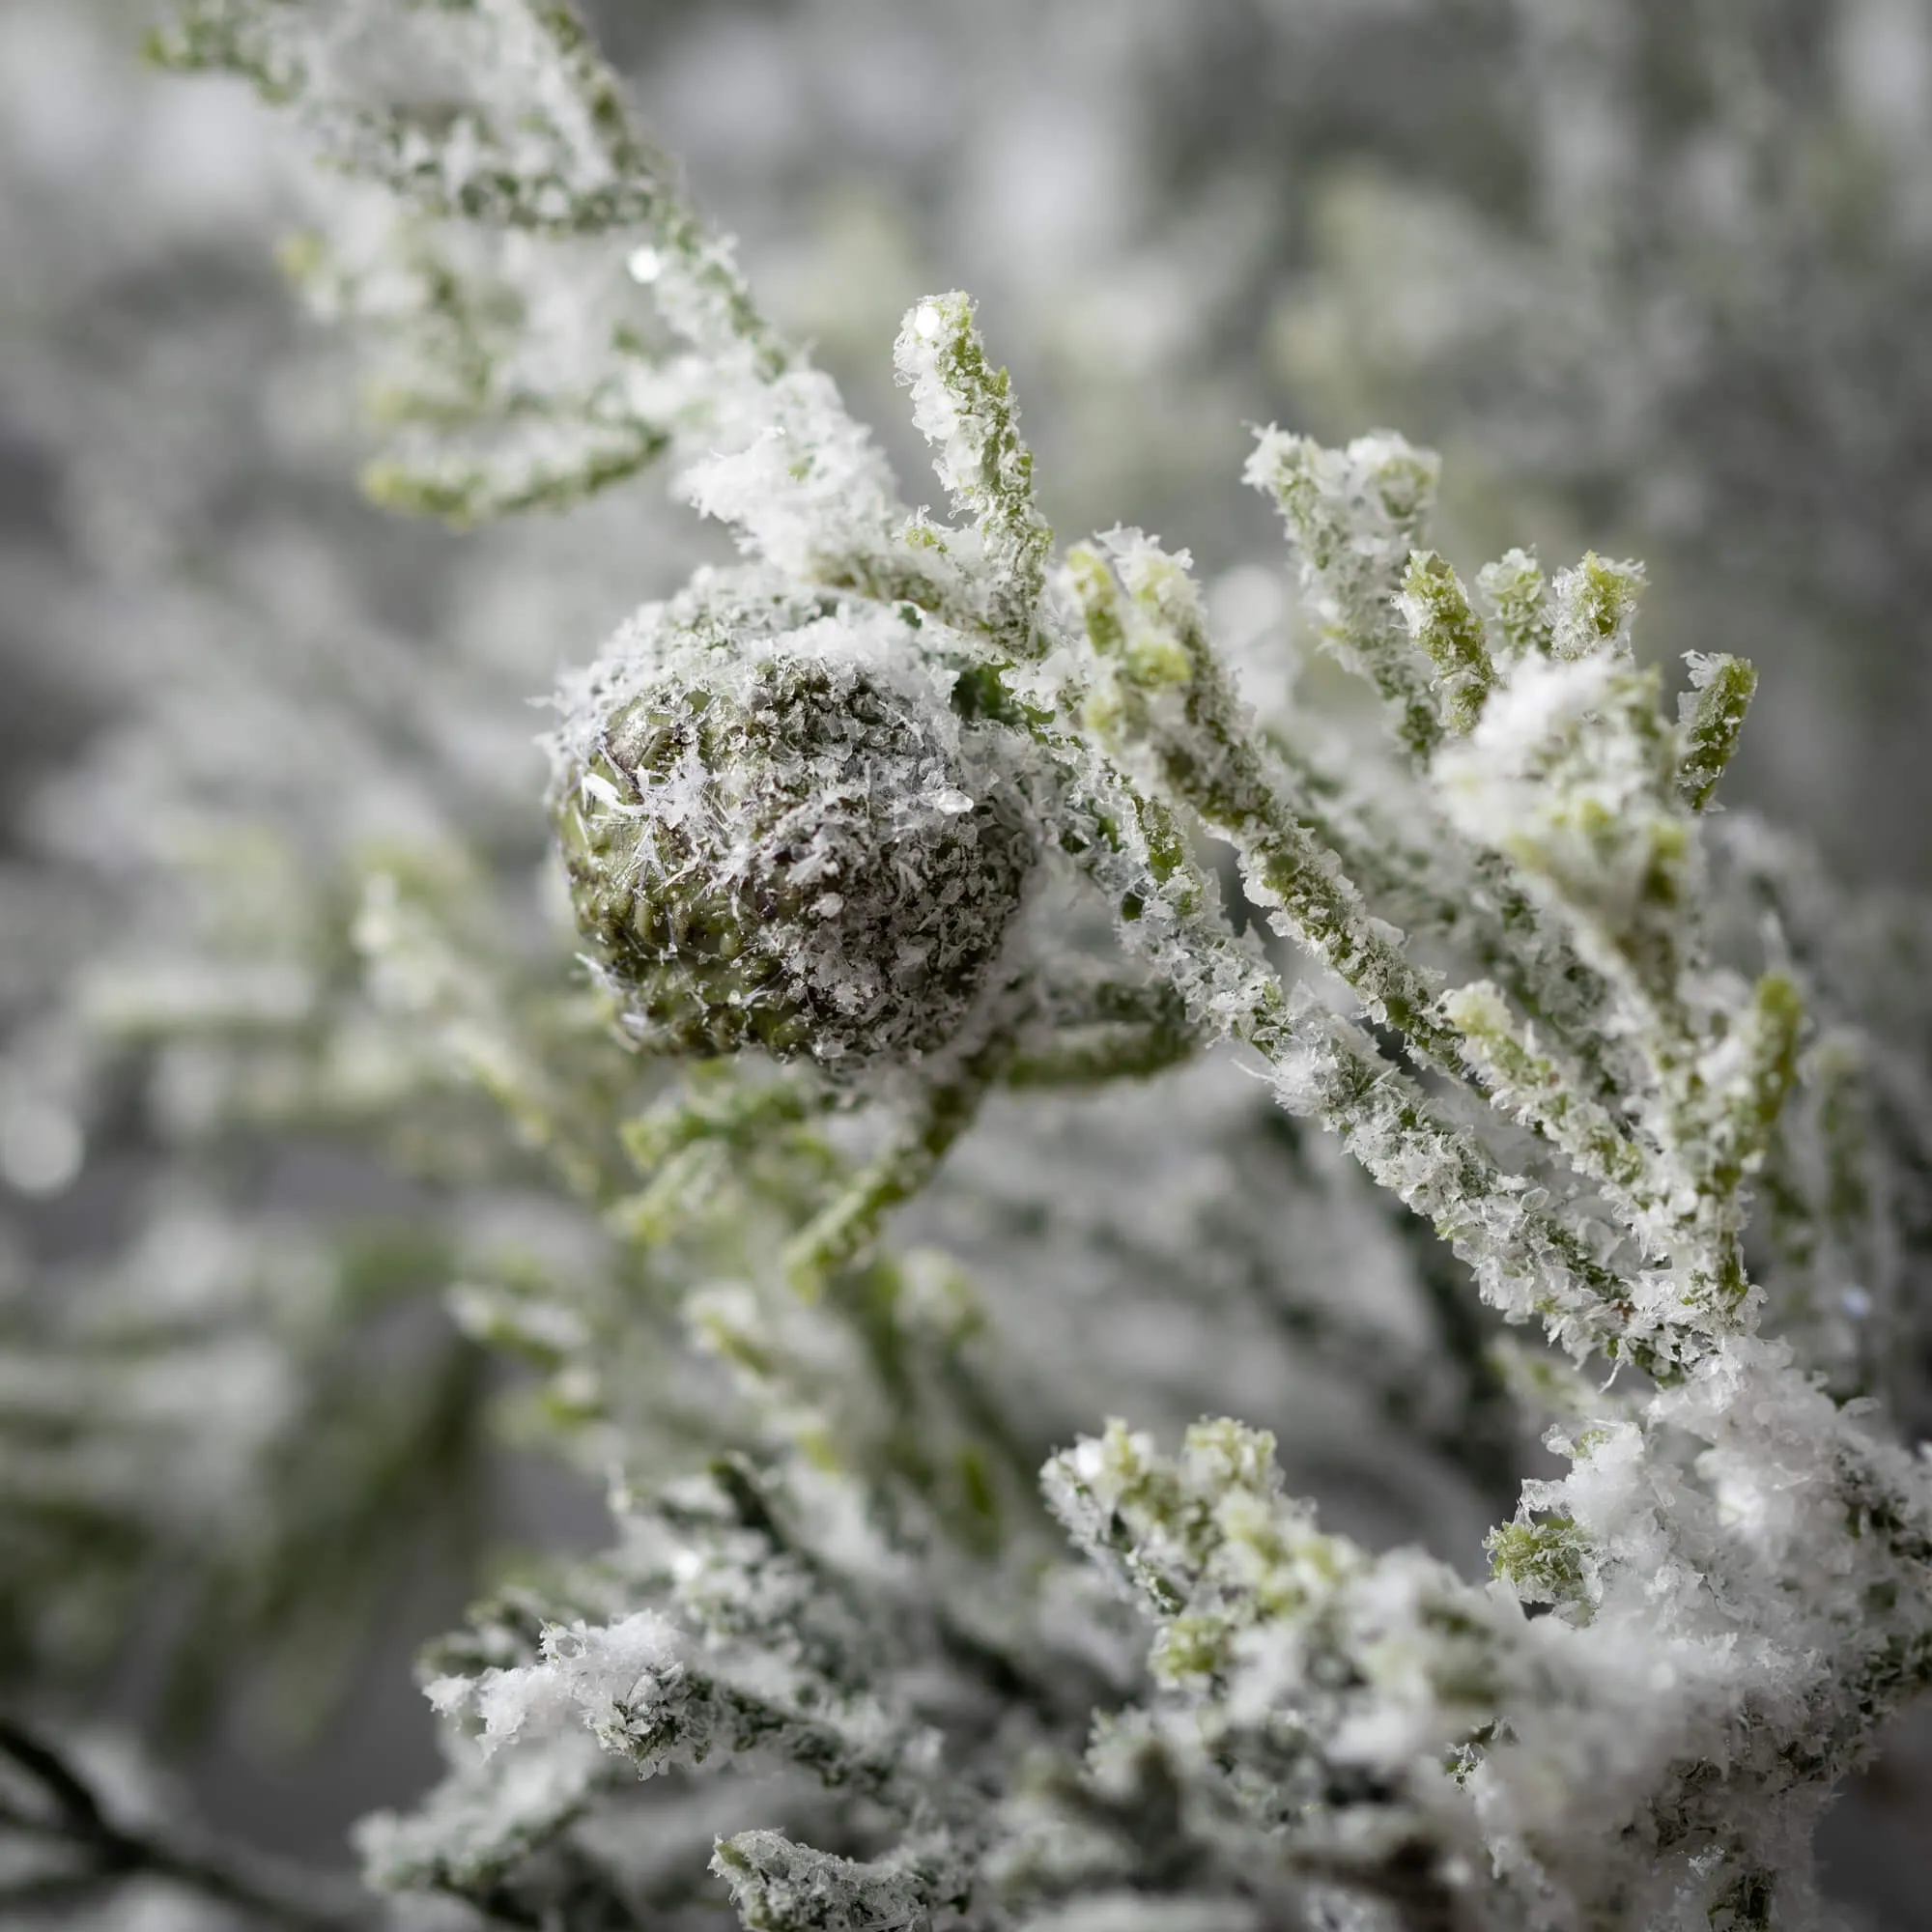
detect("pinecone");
top-left (550, 568), bottom-right (1035, 1066)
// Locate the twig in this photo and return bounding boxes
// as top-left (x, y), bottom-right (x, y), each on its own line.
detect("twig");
top-left (0, 1719), bottom-right (376, 1930)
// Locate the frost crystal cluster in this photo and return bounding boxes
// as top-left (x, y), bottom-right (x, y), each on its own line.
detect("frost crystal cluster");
top-left (6, 4), bottom-right (1932, 1931)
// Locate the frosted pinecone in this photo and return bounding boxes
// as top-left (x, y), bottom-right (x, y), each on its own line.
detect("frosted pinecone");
top-left (549, 568), bottom-right (1036, 1066)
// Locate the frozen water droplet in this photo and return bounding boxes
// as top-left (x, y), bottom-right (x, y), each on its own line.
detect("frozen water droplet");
top-left (627, 245), bottom-right (663, 285)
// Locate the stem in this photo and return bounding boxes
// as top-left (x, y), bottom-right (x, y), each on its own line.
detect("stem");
top-left (783, 1041), bottom-right (1009, 1296)
top-left (0, 1720), bottom-right (375, 1930)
